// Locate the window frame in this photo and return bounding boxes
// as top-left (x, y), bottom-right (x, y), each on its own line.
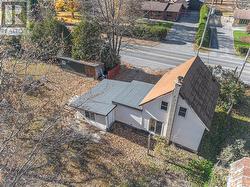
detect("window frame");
top-left (161, 101), bottom-right (168, 111)
top-left (85, 111), bottom-right (95, 121)
top-left (178, 107), bottom-right (187, 117)
top-left (149, 118), bottom-right (163, 135)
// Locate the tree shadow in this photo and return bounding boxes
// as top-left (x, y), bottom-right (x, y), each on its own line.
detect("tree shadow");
top-left (114, 64), bottom-right (164, 84)
top-left (109, 122), bottom-right (156, 150)
top-left (199, 107), bottom-right (250, 163)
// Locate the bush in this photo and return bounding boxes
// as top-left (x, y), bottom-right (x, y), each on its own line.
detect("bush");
top-left (209, 166), bottom-right (228, 187)
top-left (100, 42), bottom-right (120, 70)
top-left (72, 20), bottom-right (102, 61)
top-left (124, 22), bottom-right (172, 41)
top-left (210, 66), bottom-right (245, 110)
top-left (21, 17), bottom-right (71, 60)
top-left (184, 159), bottom-right (213, 185)
top-left (218, 139), bottom-right (249, 167)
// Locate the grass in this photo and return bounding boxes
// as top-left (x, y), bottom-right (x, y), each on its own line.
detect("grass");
top-left (233, 31), bottom-right (250, 56)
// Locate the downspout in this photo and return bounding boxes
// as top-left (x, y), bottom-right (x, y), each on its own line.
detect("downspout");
top-left (165, 76), bottom-right (183, 144)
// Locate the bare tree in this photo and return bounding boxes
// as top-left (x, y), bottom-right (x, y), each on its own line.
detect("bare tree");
top-left (79, 0), bottom-right (143, 64)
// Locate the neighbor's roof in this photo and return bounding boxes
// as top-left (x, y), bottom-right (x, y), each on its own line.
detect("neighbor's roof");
top-left (140, 56), bottom-right (220, 129)
top-left (166, 3), bottom-right (183, 13)
top-left (69, 79), bottom-right (129, 116)
top-left (228, 157), bottom-right (250, 187)
top-left (234, 9), bottom-right (250, 20)
top-left (141, 1), bottom-right (169, 12)
top-left (113, 80), bottom-right (154, 110)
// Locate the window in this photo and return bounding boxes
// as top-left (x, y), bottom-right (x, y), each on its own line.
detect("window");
top-left (161, 101), bottom-right (168, 111)
top-left (178, 107), bottom-right (187, 117)
top-left (149, 118), bottom-right (163, 135)
top-left (85, 111), bottom-right (95, 121)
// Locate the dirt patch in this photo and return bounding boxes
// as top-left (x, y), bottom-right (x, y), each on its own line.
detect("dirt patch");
top-left (123, 36), bottom-right (160, 47)
top-left (240, 36), bottom-right (250, 44)
top-left (115, 63), bottom-right (168, 84)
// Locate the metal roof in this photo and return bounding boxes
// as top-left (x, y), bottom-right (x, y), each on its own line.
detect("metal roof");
top-left (166, 3), bottom-right (183, 13)
top-left (69, 79), bottom-right (129, 116)
top-left (141, 1), bottom-right (169, 12)
top-left (113, 80), bottom-right (154, 110)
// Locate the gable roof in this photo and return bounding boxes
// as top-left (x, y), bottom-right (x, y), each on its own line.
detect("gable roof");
top-left (69, 79), bottom-right (129, 116)
top-left (70, 79), bottom-right (154, 115)
top-left (234, 9), bottom-right (250, 20)
top-left (140, 56), bottom-right (220, 129)
top-left (113, 80), bottom-right (154, 110)
top-left (166, 3), bottom-right (183, 13)
top-left (141, 1), bottom-right (169, 12)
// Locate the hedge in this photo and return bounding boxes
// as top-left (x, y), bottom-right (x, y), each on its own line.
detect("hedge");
top-left (123, 22), bottom-right (172, 41)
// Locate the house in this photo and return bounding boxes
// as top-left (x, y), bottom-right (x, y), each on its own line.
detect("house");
top-left (141, 0), bottom-right (186, 21)
top-left (227, 157), bottom-right (250, 187)
top-left (233, 9), bottom-right (250, 25)
top-left (70, 56), bottom-right (220, 152)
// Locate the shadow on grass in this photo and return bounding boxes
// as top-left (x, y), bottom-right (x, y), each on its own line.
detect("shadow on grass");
top-left (199, 96), bottom-right (250, 163)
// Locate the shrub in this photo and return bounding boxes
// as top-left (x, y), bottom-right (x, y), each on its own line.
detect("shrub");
top-left (100, 42), bottom-right (120, 70)
top-left (184, 159), bottom-right (213, 185)
top-left (21, 17), bottom-right (71, 60)
top-left (218, 139), bottom-right (249, 167)
top-left (209, 166), bottom-right (228, 187)
top-left (72, 20), bottom-right (102, 61)
top-left (210, 66), bottom-right (245, 110)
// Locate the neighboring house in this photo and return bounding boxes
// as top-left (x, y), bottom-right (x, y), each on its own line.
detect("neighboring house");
top-left (141, 1), bottom-right (186, 21)
top-left (233, 9), bottom-right (250, 25)
top-left (227, 157), bottom-right (250, 187)
top-left (70, 56), bottom-right (220, 152)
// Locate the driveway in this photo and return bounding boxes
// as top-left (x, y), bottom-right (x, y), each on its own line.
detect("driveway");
top-left (162, 11), bottom-right (199, 51)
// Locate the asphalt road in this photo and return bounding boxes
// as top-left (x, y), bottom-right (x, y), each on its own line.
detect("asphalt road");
top-left (121, 12), bottom-right (250, 84)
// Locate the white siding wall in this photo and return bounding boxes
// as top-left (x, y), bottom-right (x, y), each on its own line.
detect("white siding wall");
top-left (80, 110), bottom-right (107, 130)
top-left (170, 97), bottom-right (206, 151)
top-left (107, 110), bottom-right (115, 128)
top-left (115, 105), bottom-right (145, 130)
top-left (142, 94), bottom-right (171, 135)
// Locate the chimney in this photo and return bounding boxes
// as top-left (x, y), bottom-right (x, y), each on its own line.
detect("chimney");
top-left (165, 76), bottom-right (183, 144)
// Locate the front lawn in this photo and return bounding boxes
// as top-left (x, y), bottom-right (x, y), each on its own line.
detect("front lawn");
top-left (233, 31), bottom-right (250, 56)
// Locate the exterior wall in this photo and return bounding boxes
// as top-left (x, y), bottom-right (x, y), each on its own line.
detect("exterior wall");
top-left (115, 104), bottom-right (145, 130)
top-left (144, 11), bottom-right (166, 20)
top-left (142, 94), bottom-right (172, 136)
top-left (80, 110), bottom-right (107, 130)
top-left (106, 110), bottom-right (115, 129)
top-left (170, 97), bottom-right (206, 151)
top-left (142, 93), bottom-right (206, 151)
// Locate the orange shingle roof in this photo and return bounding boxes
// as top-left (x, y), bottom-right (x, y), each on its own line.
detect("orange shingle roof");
top-left (140, 56), bottom-right (197, 105)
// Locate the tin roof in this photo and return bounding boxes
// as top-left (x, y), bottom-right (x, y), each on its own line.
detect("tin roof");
top-left (69, 79), bottom-right (129, 115)
top-left (70, 79), bottom-right (154, 115)
top-left (113, 80), bottom-right (154, 110)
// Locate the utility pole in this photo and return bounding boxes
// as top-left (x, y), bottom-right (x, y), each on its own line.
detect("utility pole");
top-left (238, 48), bottom-right (250, 81)
top-left (197, 0), bottom-right (215, 56)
